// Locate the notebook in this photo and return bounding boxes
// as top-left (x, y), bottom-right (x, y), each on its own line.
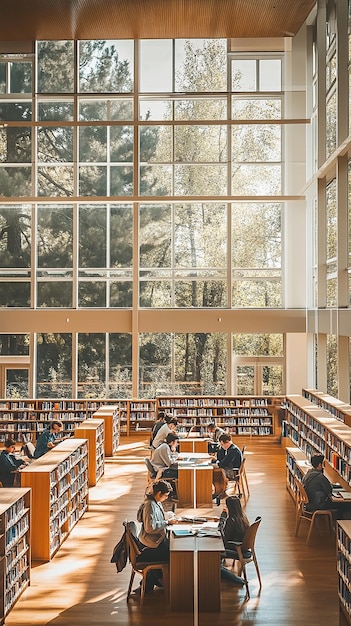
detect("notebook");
top-left (172, 528), bottom-right (195, 537)
top-left (340, 492), bottom-right (351, 500)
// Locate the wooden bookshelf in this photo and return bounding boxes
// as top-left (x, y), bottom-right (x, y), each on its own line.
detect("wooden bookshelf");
top-left (93, 405), bottom-right (120, 455)
top-left (74, 419), bottom-right (104, 487)
top-left (337, 520), bottom-right (351, 623)
top-left (0, 399), bottom-right (121, 450)
top-left (286, 394), bottom-right (351, 487)
top-left (0, 488), bottom-right (31, 624)
top-left (20, 439), bottom-right (89, 561)
top-left (302, 389), bottom-right (351, 426)
top-left (157, 395), bottom-right (282, 438)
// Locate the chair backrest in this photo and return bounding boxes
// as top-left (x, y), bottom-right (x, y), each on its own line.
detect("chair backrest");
top-left (241, 444), bottom-right (246, 457)
top-left (241, 516), bottom-right (262, 552)
top-left (24, 441), bottom-right (36, 459)
top-left (144, 457), bottom-right (156, 478)
top-left (239, 457), bottom-right (246, 476)
top-left (295, 480), bottom-right (309, 506)
top-left (124, 521), bottom-right (142, 568)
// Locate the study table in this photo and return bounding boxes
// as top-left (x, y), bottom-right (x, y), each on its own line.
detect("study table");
top-left (179, 437), bottom-right (209, 453)
top-left (169, 511), bottom-right (223, 612)
top-left (177, 453), bottom-right (214, 508)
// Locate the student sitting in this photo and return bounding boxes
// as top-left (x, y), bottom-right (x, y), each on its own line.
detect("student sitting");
top-left (218, 495), bottom-right (250, 586)
top-left (151, 416), bottom-right (178, 450)
top-left (212, 433), bottom-right (242, 481)
top-left (0, 437), bottom-right (28, 487)
top-left (34, 420), bottom-right (64, 459)
top-left (151, 433), bottom-right (179, 479)
top-left (206, 422), bottom-right (225, 454)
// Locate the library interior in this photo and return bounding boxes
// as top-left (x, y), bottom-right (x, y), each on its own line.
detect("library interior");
top-left (1, 1), bottom-right (351, 625)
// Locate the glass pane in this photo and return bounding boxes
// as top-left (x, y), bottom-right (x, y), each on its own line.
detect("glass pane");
top-left (37, 281), bottom-right (72, 307)
top-left (110, 282), bottom-right (132, 307)
top-left (6, 369), bottom-right (28, 398)
top-left (108, 333), bottom-right (132, 398)
top-left (174, 203), bottom-right (227, 268)
top-left (0, 127), bottom-right (31, 162)
top-left (233, 279), bottom-right (281, 307)
top-left (232, 125), bottom-right (281, 162)
top-left (110, 126), bottom-right (133, 162)
top-left (0, 167), bottom-right (31, 196)
top-left (0, 204), bottom-right (31, 265)
top-left (262, 365), bottom-right (283, 395)
top-left (38, 101), bottom-right (74, 121)
top-left (174, 280), bottom-right (227, 307)
top-left (232, 203), bottom-right (281, 269)
top-left (110, 166), bottom-right (133, 196)
top-left (174, 125), bottom-right (227, 162)
top-left (78, 282), bottom-right (106, 307)
top-left (36, 333), bottom-right (72, 397)
top-left (79, 40), bottom-right (133, 93)
top-left (79, 166), bottom-right (107, 195)
top-left (232, 60), bottom-right (256, 92)
top-left (140, 204), bottom-right (171, 268)
top-left (139, 332), bottom-right (171, 397)
top-left (37, 205), bottom-right (73, 268)
top-left (174, 164), bottom-right (227, 195)
top-left (0, 64), bottom-right (5, 92)
top-left (175, 39), bottom-right (227, 92)
top-left (0, 335), bottom-right (29, 355)
top-left (78, 333), bottom-right (106, 397)
top-left (37, 127), bottom-right (73, 162)
top-left (110, 204), bottom-right (133, 268)
top-left (0, 102), bottom-right (32, 122)
top-left (174, 98), bottom-right (227, 120)
top-left (232, 164), bottom-right (281, 194)
top-left (140, 165), bottom-right (172, 195)
top-left (139, 281), bottom-right (171, 307)
top-left (139, 40), bottom-right (172, 92)
top-left (79, 127), bottom-right (107, 162)
top-left (79, 205), bottom-right (106, 267)
top-left (37, 166), bottom-right (74, 197)
top-left (235, 366), bottom-right (255, 395)
top-left (140, 126), bottom-right (172, 162)
top-left (232, 98), bottom-right (281, 120)
top-left (139, 99), bottom-right (173, 121)
top-left (233, 334), bottom-right (283, 356)
top-left (37, 41), bottom-right (74, 93)
top-left (9, 62), bottom-right (32, 93)
top-left (259, 59), bottom-right (281, 91)
top-left (0, 282), bottom-right (30, 307)
top-left (174, 332), bottom-right (227, 394)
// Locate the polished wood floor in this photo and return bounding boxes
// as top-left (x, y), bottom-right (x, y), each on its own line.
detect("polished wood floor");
top-left (5, 437), bottom-right (348, 626)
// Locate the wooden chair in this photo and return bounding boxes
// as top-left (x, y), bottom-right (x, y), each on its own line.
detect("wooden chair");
top-left (232, 458), bottom-right (250, 500)
top-left (223, 516), bottom-right (262, 599)
top-left (124, 521), bottom-right (169, 605)
top-left (294, 480), bottom-right (334, 545)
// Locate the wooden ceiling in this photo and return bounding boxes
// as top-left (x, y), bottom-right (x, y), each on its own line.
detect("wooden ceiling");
top-left (0, 0), bottom-right (316, 42)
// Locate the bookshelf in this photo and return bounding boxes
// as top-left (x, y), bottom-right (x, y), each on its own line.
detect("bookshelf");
top-left (302, 389), bottom-right (351, 426)
top-left (74, 419), bottom-right (105, 486)
top-left (0, 399), bottom-right (121, 449)
top-left (20, 439), bottom-right (89, 561)
top-left (93, 405), bottom-right (120, 455)
top-left (337, 520), bottom-right (351, 623)
top-left (112, 399), bottom-right (156, 436)
top-left (285, 394), bottom-right (351, 487)
top-left (0, 488), bottom-right (31, 624)
top-left (156, 396), bottom-right (282, 438)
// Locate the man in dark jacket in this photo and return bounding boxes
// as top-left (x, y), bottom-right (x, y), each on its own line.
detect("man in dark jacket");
top-left (214, 434), bottom-right (242, 480)
top-left (302, 453), bottom-right (333, 511)
top-left (0, 437), bottom-right (27, 487)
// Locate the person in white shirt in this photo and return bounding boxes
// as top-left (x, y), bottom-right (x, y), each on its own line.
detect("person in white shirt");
top-left (151, 416), bottom-right (178, 450)
top-left (151, 432), bottom-right (179, 479)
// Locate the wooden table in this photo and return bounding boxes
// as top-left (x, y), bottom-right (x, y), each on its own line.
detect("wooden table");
top-left (169, 524), bottom-right (222, 612)
top-left (177, 453), bottom-right (214, 508)
top-left (179, 438), bottom-right (209, 453)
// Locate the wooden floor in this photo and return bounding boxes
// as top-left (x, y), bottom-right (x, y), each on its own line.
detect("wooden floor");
top-left (5, 437), bottom-right (348, 626)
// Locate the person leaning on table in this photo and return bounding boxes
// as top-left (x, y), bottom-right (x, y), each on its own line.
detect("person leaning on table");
top-left (34, 420), bottom-right (64, 459)
top-left (0, 437), bottom-right (28, 487)
top-left (213, 433), bottom-right (242, 480)
top-left (151, 415), bottom-right (178, 450)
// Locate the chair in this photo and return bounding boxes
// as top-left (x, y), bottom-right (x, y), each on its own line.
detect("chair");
top-left (124, 521), bottom-right (169, 605)
top-left (223, 516), bottom-right (262, 599)
top-left (294, 480), bottom-right (334, 545)
top-left (232, 458), bottom-right (250, 500)
top-left (144, 458), bottom-right (164, 483)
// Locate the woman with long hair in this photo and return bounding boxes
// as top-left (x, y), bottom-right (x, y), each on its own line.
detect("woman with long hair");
top-left (220, 495), bottom-right (250, 547)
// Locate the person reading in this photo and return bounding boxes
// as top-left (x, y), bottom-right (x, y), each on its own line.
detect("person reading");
top-left (34, 420), bottom-right (65, 459)
top-left (213, 433), bottom-right (242, 480)
top-left (151, 432), bottom-right (179, 479)
top-left (0, 437), bottom-right (28, 487)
